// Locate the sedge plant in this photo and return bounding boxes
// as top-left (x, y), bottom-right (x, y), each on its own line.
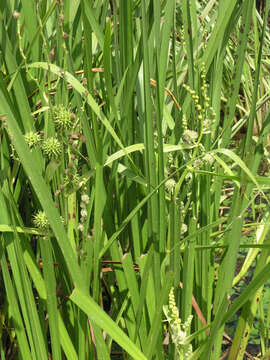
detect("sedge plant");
top-left (1, 1), bottom-right (270, 359)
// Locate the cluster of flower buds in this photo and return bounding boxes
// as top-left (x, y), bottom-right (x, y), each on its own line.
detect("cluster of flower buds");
top-left (78, 193), bottom-right (90, 232)
top-left (163, 288), bottom-right (193, 359)
top-left (182, 63), bottom-right (216, 137)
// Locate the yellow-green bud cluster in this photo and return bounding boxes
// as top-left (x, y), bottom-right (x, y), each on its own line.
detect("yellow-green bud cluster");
top-left (183, 84), bottom-right (200, 106)
top-left (200, 63), bottom-right (216, 132)
top-left (182, 63), bottom-right (216, 135)
top-left (164, 288), bottom-right (193, 359)
top-left (202, 28), bottom-right (208, 50)
top-left (182, 114), bottom-right (188, 131)
top-left (180, 25), bottom-right (185, 47)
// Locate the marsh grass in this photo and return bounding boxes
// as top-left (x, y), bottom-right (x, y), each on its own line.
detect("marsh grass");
top-left (1, 0), bottom-right (270, 359)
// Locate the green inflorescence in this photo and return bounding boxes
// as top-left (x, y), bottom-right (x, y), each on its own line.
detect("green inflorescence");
top-left (52, 104), bottom-right (74, 131)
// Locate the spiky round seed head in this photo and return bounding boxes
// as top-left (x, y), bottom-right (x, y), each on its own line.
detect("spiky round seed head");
top-left (33, 211), bottom-right (50, 230)
top-left (24, 131), bottom-right (41, 149)
top-left (52, 105), bottom-right (73, 130)
top-left (42, 137), bottom-right (62, 159)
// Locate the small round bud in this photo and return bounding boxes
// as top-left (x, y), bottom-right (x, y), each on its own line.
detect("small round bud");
top-left (13, 11), bottom-right (20, 19)
top-left (70, 113), bottom-right (76, 120)
top-left (78, 223), bottom-right (84, 232)
top-left (81, 209), bottom-right (88, 218)
top-left (81, 194), bottom-right (90, 204)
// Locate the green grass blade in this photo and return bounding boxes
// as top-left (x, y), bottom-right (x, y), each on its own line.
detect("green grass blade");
top-left (70, 287), bottom-right (147, 360)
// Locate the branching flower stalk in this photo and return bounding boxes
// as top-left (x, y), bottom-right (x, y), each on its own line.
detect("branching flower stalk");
top-left (179, 63), bottom-right (216, 181)
top-left (78, 192), bottom-right (90, 232)
top-left (163, 288), bottom-right (193, 360)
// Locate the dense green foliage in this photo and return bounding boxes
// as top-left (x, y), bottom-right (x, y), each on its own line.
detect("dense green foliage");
top-left (1, 0), bottom-right (270, 359)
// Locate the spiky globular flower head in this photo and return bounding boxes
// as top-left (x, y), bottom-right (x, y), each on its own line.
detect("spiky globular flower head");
top-left (24, 131), bottom-right (41, 149)
top-left (203, 153), bottom-right (215, 165)
top-left (52, 105), bottom-right (74, 131)
top-left (42, 137), bottom-right (62, 159)
top-left (165, 178), bottom-right (176, 193)
top-left (203, 118), bottom-right (213, 133)
top-left (33, 211), bottom-right (50, 230)
top-left (182, 130), bottom-right (198, 144)
top-left (193, 158), bottom-right (203, 170)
